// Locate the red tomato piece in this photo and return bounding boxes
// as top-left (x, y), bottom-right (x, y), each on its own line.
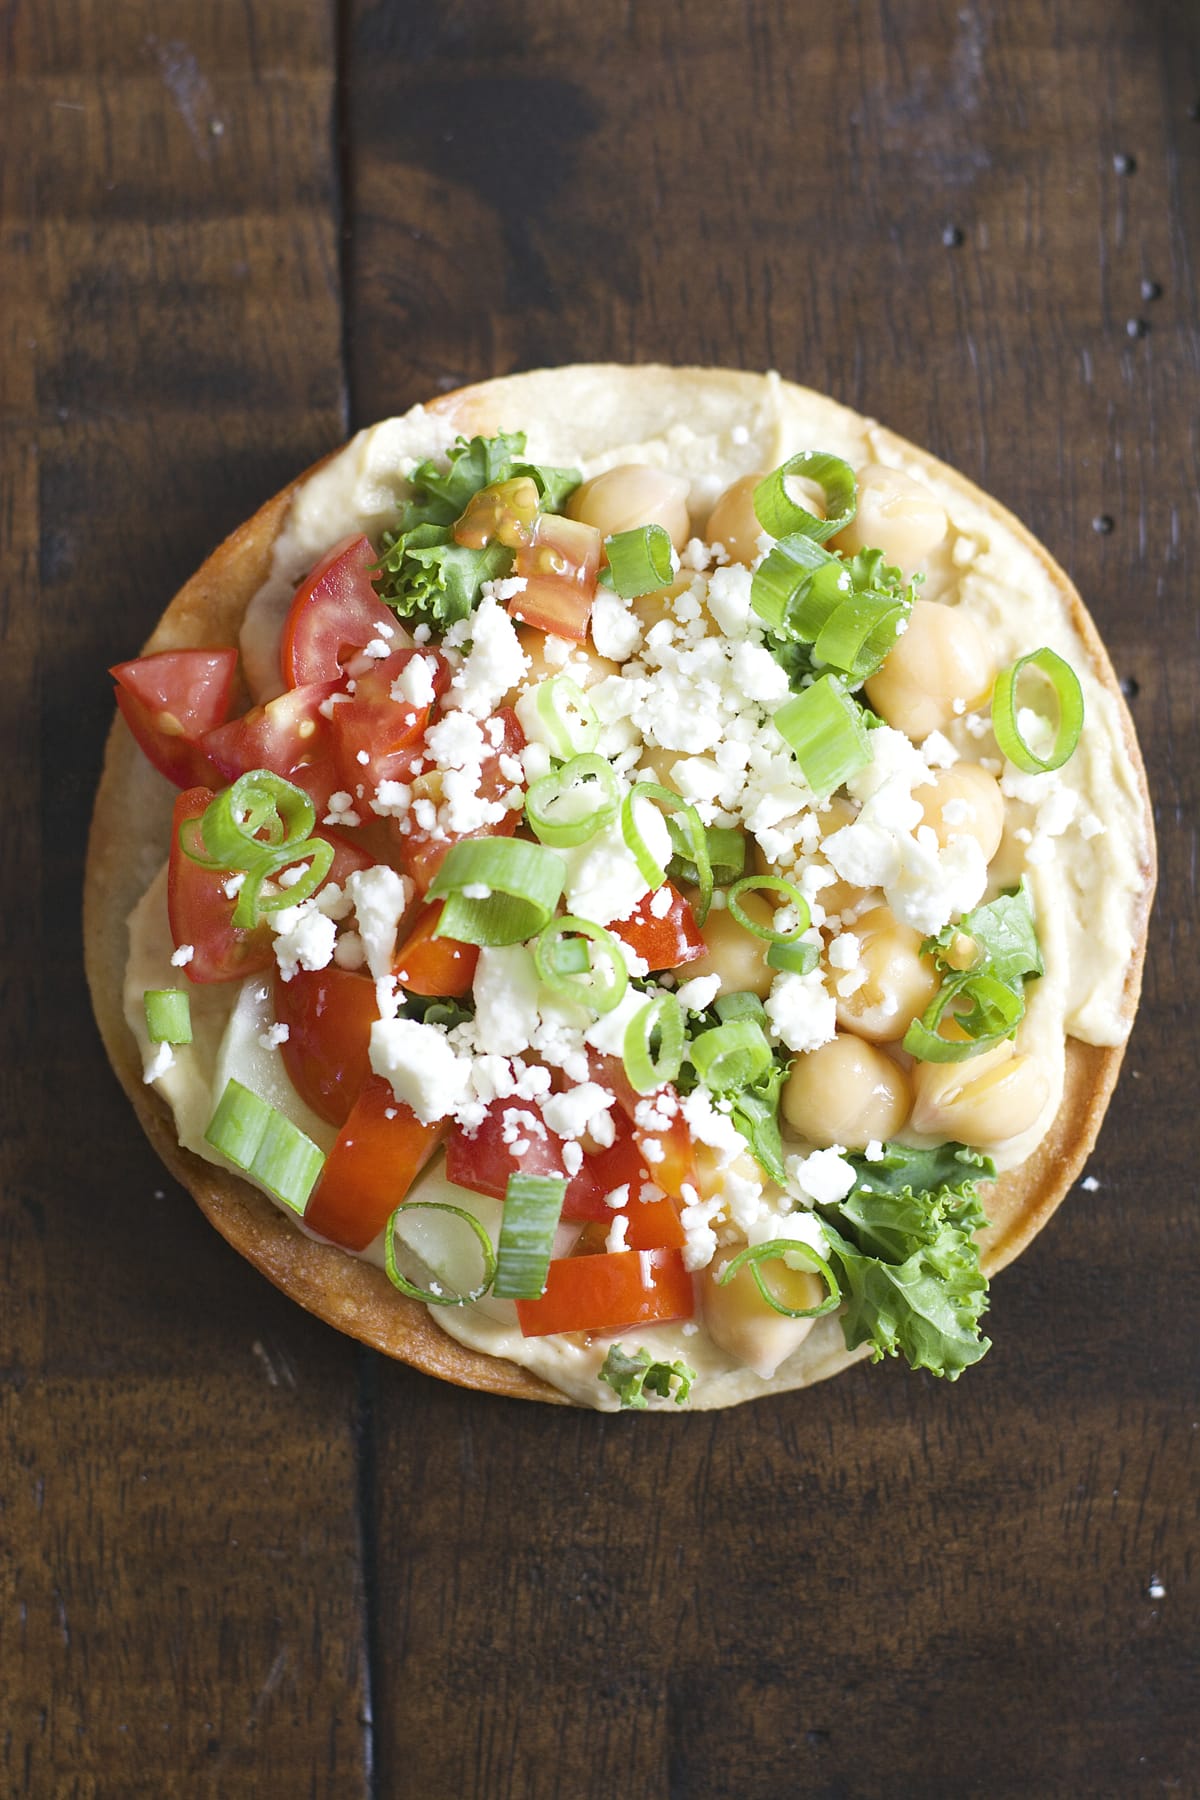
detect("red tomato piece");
top-left (508, 514), bottom-right (602, 641)
top-left (328, 649), bottom-right (449, 793)
top-left (202, 680), bottom-right (342, 815)
top-left (393, 901), bottom-right (479, 997)
top-left (445, 1097), bottom-right (566, 1201)
top-left (611, 883), bottom-right (706, 973)
top-left (274, 964), bottom-right (380, 1127)
top-left (586, 1050), bottom-right (699, 1205)
top-left (560, 1111), bottom-right (686, 1248)
top-left (112, 648), bottom-right (238, 788)
top-left (166, 787), bottom-right (274, 983)
top-left (304, 1076), bottom-right (445, 1252)
top-left (397, 707), bottom-right (526, 893)
top-left (515, 1248), bottom-right (694, 1338)
top-left (280, 534), bottom-right (401, 688)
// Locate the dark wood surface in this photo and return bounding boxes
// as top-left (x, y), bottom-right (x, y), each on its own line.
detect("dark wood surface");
top-left (3, 1), bottom-right (1196, 1794)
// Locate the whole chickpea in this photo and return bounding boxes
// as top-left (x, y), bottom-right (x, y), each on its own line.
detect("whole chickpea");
top-left (910, 1040), bottom-right (1050, 1149)
top-left (781, 1034), bottom-right (912, 1150)
top-left (683, 891), bottom-right (777, 1000)
top-left (835, 904), bottom-right (940, 1043)
top-left (702, 1254), bottom-right (824, 1378)
top-left (567, 464), bottom-right (692, 552)
top-left (864, 599), bottom-right (994, 741)
top-left (832, 463), bottom-right (948, 572)
top-left (704, 473), bottom-right (766, 565)
top-left (918, 763), bottom-right (1006, 861)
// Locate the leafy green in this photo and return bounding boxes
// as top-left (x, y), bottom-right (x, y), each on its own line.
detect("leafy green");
top-left (599, 1344), bottom-right (695, 1409)
top-left (817, 1142), bottom-right (995, 1379)
top-left (904, 884), bottom-right (1044, 1063)
top-left (725, 1060), bottom-right (789, 1185)
top-left (372, 430), bottom-right (580, 632)
top-left (756, 535), bottom-right (917, 692)
top-left (927, 884), bottom-right (1044, 987)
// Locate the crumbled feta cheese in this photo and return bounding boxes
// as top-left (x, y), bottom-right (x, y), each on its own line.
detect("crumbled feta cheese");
top-left (605, 1214), bottom-right (630, 1254)
top-left (864, 1139), bottom-right (885, 1162)
top-left (764, 971), bottom-right (837, 1053)
top-left (323, 791), bottom-right (361, 828)
top-left (541, 1082), bottom-right (616, 1142)
top-left (273, 903), bottom-right (337, 980)
top-left (679, 1193), bottom-right (725, 1271)
top-left (345, 865), bottom-right (410, 981)
top-left (827, 932), bottom-right (860, 971)
top-left (590, 591), bottom-right (643, 662)
top-left (143, 1041), bottom-right (175, 1083)
top-left (449, 593), bottom-right (529, 718)
top-left (370, 779), bottom-right (412, 819)
top-left (674, 972), bottom-right (722, 1014)
top-left (391, 654), bottom-right (439, 709)
top-left (333, 931), bottom-right (366, 970)
top-left (258, 1022), bottom-right (290, 1049)
top-left (472, 946), bottom-right (541, 1057)
top-left (555, 804), bottom-right (672, 927)
top-left (786, 1147), bottom-right (857, 1206)
top-left (170, 943), bottom-right (195, 967)
top-left (369, 1018), bottom-right (473, 1122)
top-left (922, 730), bottom-right (960, 769)
top-left (223, 872), bottom-right (247, 898)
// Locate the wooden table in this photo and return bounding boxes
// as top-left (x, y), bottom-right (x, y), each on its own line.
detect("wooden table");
top-left (3, 3), bottom-right (1196, 1794)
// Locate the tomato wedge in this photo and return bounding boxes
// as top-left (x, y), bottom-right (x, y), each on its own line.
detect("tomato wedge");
top-left (507, 514), bottom-right (602, 641)
top-left (167, 787), bottom-right (273, 983)
top-left (611, 883), bottom-right (706, 972)
top-left (274, 964), bottom-right (380, 1126)
top-left (305, 1077), bottom-right (445, 1252)
top-left (328, 649), bottom-right (448, 792)
top-left (393, 901), bottom-right (479, 997)
top-left (202, 680), bottom-right (342, 815)
top-left (280, 534), bottom-right (402, 688)
top-left (586, 1050), bottom-right (699, 1204)
top-left (112, 648), bottom-right (237, 788)
top-left (445, 1098), bottom-right (566, 1201)
top-left (561, 1113), bottom-right (686, 1249)
top-left (515, 1248), bottom-right (694, 1337)
top-left (397, 707), bottom-right (526, 893)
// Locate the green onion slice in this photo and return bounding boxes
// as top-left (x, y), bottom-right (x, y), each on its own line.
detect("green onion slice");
top-left (717, 1238), bottom-right (842, 1318)
top-left (622, 782), bottom-right (713, 923)
top-left (384, 1201), bottom-right (497, 1305)
top-left (991, 647), bottom-right (1084, 774)
top-left (429, 837), bottom-right (566, 946)
top-left (753, 451), bottom-right (857, 545)
top-left (774, 674), bottom-right (872, 797)
top-left (525, 753), bottom-right (619, 849)
top-left (493, 1174), bottom-right (568, 1299)
top-left (604, 524), bottom-right (676, 598)
top-left (689, 1019), bottom-right (773, 1094)
top-left (668, 820), bottom-right (745, 889)
top-left (725, 875), bottom-right (811, 943)
top-left (767, 939), bottom-right (820, 976)
top-left (233, 837), bottom-right (335, 930)
top-left (204, 1077), bottom-right (324, 1215)
top-left (534, 915), bottom-right (629, 1015)
top-left (812, 591), bottom-right (909, 683)
top-left (903, 972), bottom-right (1026, 1063)
top-left (143, 988), bottom-right (192, 1045)
top-left (183, 771), bottom-right (316, 871)
top-left (623, 993), bottom-right (685, 1093)
top-left (534, 675), bottom-right (600, 758)
top-left (750, 535), bottom-right (845, 633)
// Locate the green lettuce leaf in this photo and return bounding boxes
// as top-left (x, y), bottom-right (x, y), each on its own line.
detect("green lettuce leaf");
top-left (726, 1060), bottom-right (789, 1185)
top-left (599, 1344), bottom-right (695, 1409)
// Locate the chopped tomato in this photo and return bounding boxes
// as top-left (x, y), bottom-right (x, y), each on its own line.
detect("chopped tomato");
top-left (516, 1247), bottom-right (694, 1337)
top-left (507, 514), bottom-right (602, 641)
top-left (611, 883), bottom-right (706, 972)
top-left (586, 1050), bottom-right (699, 1204)
top-left (202, 679), bottom-right (342, 814)
top-left (304, 1077), bottom-right (444, 1252)
top-left (445, 1097), bottom-right (566, 1201)
top-left (327, 648), bottom-right (448, 792)
top-left (112, 648), bottom-right (237, 788)
top-left (280, 534), bottom-right (401, 688)
top-left (274, 965), bottom-right (380, 1126)
top-left (394, 902), bottom-right (479, 997)
top-left (166, 787), bottom-right (273, 983)
top-left (397, 707), bottom-right (526, 893)
top-left (560, 1111), bottom-right (687, 1247)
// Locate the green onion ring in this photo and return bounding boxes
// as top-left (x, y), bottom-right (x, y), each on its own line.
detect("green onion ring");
top-left (493, 1174), bottom-right (568, 1300)
top-left (143, 988), bottom-right (193, 1045)
top-left (716, 1238), bottom-right (842, 1319)
top-left (773, 674), bottom-right (873, 798)
top-left (533, 675), bottom-right (600, 758)
top-left (186, 771), bottom-right (316, 871)
top-left (725, 875), bottom-right (811, 943)
top-left (766, 939), bottom-right (820, 976)
top-left (234, 836), bottom-right (336, 929)
top-left (525, 752), bottom-right (619, 849)
top-left (903, 972), bottom-right (1025, 1064)
top-left (689, 1018), bottom-right (773, 1093)
top-left (753, 451), bottom-right (857, 545)
top-left (534, 914), bottom-right (629, 1015)
top-left (384, 1201), bottom-right (497, 1305)
top-left (604, 523), bottom-right (676, 598)
top-left (429, 837), bottom-right (567, 946)
top-left (622, 782), bottom-right (713, 923)
top-left (991, 647), bottom-right (1084, 774)
top-left (623, 993), bottom-right (685, 1094)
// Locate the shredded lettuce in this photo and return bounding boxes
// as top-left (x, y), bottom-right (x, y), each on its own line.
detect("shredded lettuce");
top-left (817, 1143), bottom-right (995, 1379)
top-left (905, 884), bottom-right (1044, 1062)
top-left (599, 1344), bottom-right (695, 1409)
top-left (373, 431), bottom-right (580, 632)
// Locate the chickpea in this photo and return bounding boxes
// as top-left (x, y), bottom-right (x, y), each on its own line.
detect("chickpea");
top-left (918, 763), bottom-right (1005, 861)
top-left (910, 1041), bottom-right (1050, 1149)
top-left (683, 891), bottom-right (777, 1000)
top-left (636, 741), bottom-right (683, 792)
top-left (813, 796), bottom-right (865, 918)
top-left (832, 463), bottom-right (948, 572)
top-left (631, 573), bottom-right (694, 634)
top-left (704, 473), bottom-right (766, 565)
top-left (702, 1255), bottom-right (822, 1378)
top-left (508, 626), bottom-right (619, 704)
top-left (567, 464), bottom-right (692, 552)
top-left (864, 599), bottom-right (994, 742)
top-left (835, 904), bottom-right (940, 1044)
top-left (781, 1034), bottom-right (912, 1150)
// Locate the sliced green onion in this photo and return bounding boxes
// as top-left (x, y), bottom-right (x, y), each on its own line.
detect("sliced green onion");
top-left (550, 936), bottom-right (591, 975)
top-left (232, 836), bottom-right (335, 929)
top-left (384, 1201), bottom-right (497, 1304)
top-left (534, 675), bottom-right (600, 757)
top-left (726, 875), bottom-right (811, 943)
top-left (667, 819), bottom-right (745, 888)
top-left (493, 1174), bottom-right (568, 1299)
top-left (812, 592), bottom-right (909, 682)
top-left (750, 534), bottom-right (844, 632)
top-left (767, 939), bottom-right (820, 976)
top-left (534, 915), bottom-right (629, 1015)
top-left (689, 1019), bottom-right (773, 1093)
top-left (144, 988), bottom-right (192, 1044)
top-left (992, 647), bottom-right (1084, 773)
top-left (429, 838), bottom-right (566, 946)
top-left (623, 993), bottom-right (685, 1093)
top-left (604, 523), bottom-right (675, 598)
top-left (525, 752), bottom-right (619, 848)
top-left (714, 991), bottom-right (769, 1027)
top-left (774, 674), bottom-right (872, 797)
top-left (622, 783), bottom-right (712, 923)
top-left (903, 972), bottom-right (1026, 1063)
top-left (753, 451), bottom-right (857, 544)
top-left (184, 771), bottom-right (316, 872)
top-left (716, 1238), bottom-right (841, 1318)
top-left (204, 1077), bottom-right (324, 1215)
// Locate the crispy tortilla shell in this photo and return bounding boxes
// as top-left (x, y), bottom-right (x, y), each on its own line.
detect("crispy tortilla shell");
top-left (84, 367), bottom-right (1155, 1406)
